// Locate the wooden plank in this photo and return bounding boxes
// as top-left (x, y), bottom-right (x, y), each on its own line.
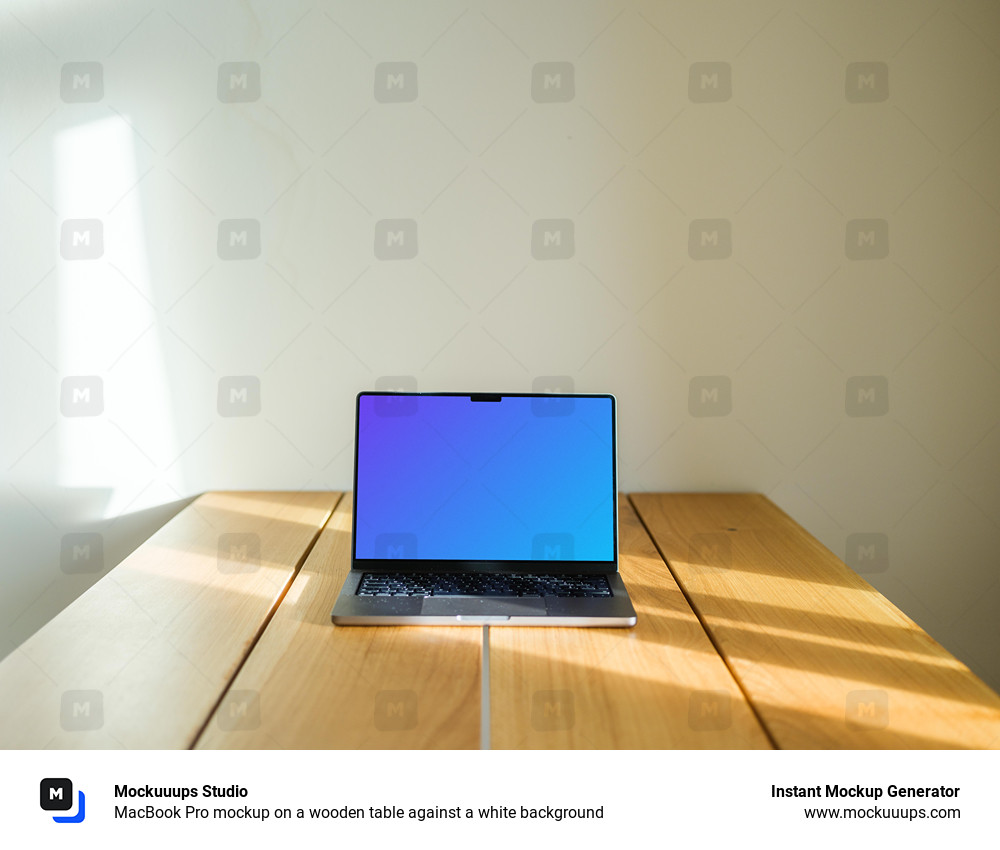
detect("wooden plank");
top-left (196, 494), bottom-right (482, 749)
top-left (0, 491), bottom-right (338, 749)
top-left (488, 495), bottom-right (773, 748)
top-left (630, 492), bottom-right (1000, 749)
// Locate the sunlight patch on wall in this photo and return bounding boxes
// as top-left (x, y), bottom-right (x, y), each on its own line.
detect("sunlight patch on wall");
top-left (55, 115), bottom-right (182, 517)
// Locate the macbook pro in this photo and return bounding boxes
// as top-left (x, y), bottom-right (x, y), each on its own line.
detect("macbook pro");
top-left (331, 392), bottom-right (636, 626)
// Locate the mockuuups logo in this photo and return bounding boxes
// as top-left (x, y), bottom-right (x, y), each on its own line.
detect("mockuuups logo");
top-left (40, 778), bottom-right (86, 823)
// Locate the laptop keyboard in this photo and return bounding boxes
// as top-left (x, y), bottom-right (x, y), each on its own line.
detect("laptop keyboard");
top-left (357, 572), bottom-right (612, 598)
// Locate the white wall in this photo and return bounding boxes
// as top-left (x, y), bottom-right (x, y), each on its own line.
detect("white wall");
top-left (2, 1), bottom-right (999, 691)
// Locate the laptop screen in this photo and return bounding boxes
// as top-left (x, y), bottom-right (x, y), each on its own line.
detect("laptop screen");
top-left (353, 393), bottom-right (616, 565)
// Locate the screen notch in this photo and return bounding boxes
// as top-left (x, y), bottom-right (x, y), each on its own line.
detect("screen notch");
top-left (469, 393), bottom-right (502, 402)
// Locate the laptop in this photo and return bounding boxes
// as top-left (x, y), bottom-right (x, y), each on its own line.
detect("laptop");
top-left (331, 391), bottom-right (637, 626)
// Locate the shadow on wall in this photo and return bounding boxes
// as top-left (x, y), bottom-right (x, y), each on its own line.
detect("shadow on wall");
top-left (0, 494), bottom-right (194, 664)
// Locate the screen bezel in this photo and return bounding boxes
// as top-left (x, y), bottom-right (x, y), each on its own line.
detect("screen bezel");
top-left (350, 392), bottom-right (618, 575)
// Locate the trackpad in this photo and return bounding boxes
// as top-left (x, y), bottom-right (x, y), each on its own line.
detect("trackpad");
top-left (421, 597), bottom-right (547, 616)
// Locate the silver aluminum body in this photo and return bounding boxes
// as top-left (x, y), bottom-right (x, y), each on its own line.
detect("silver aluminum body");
top-left (331, 569), bottom-right (637, 626)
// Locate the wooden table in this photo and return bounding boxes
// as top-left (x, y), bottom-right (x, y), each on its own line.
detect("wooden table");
top-left (2, 492), bottom-right (999, 749)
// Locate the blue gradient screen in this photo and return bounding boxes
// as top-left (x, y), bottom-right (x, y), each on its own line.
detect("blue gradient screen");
top-left (354, 394), bottom-right (615, 562)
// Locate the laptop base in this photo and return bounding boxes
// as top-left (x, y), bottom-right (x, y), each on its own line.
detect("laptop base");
top-left (331, 571), bottom-right (637, 627)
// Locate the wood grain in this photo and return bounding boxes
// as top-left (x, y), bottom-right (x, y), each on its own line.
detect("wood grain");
top-left (630, 492), bottom-right (1000, 749)
top-left (0, 491), bottom-right (338, 749)
top-left (488, 496), bottom-right (773, 748)
top-left (196, 494), bottom-right (482, 749)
